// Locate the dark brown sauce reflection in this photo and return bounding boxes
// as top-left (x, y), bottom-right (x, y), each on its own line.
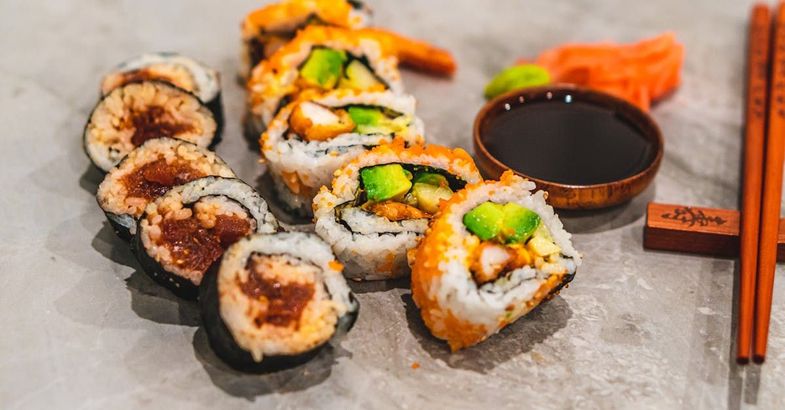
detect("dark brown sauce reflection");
top-left (484, 97), bottom-right (655, 185)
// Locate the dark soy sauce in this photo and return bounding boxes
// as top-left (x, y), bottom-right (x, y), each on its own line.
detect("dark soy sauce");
top-left (484, 98), bottom-right (655, 185)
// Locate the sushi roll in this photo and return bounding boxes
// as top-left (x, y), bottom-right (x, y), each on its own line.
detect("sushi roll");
top-left (134, 177), bottom-right (279, 299)
top-left (96, 137), bottom-right (235, 240)
top-left (200, 232), bottom-right (359, 372)
top-left (100, 52), bottom-right (224, 131)
top-left (239, 0), bottom-right (372, 81)
top-left (313, 142), bottom-right (482, 280)
top-left (411, 172), bottom-right (581, 351)
top-left (84, 81), bottom-right (218, 172)
top-left (261, 90), bottom-right (425, 216)
top-left (246, 25), bottom-right (404, 134)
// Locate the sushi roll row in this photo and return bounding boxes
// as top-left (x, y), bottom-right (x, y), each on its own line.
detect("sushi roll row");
top-left (237, 3), bottom-right (583, 350)
top-left (85, 53), bottom-right (360, 370)
top-left (85, 53), bottom-right (224, 172)
top-left (241, 0), bottom-right (457, 216)
top-left (90, 135), bottom-right (358, 370)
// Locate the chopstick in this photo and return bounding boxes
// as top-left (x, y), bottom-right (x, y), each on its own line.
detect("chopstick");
top-left (738, 3), bottom-right (771, 364)
top-left (754, 1), bottom-right (785, 364)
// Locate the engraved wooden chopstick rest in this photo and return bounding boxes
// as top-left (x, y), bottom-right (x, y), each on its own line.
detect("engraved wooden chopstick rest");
top-left (643, 203), bottom-right (785, 260)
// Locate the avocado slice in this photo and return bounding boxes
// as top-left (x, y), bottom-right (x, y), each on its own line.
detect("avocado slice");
top-left (412, 183), bottom-right (453, 213)
top-left (339, 60), bottom-right (385, 91)
top-left (500, 203), bottom-right (541, 244)
top-left (300, 48), bottom-right (348, 89)
top-left (412, 172), bottom-right (449, 188)
top-left (463, 202), bottom-right (504, 240)
top-left (361, 164), bottom-right (412, 202)
top-left (348, 106), bottom-right (406, 135)
top-left (348, 106), bottom-right (384, 127)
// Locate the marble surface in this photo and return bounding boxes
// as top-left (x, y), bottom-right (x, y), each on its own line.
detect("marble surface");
top-left (1, 0), bottom-right (783, 408)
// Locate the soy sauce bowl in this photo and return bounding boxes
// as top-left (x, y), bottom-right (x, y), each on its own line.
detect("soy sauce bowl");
top-left (473, 85), bottom-right (664, 210)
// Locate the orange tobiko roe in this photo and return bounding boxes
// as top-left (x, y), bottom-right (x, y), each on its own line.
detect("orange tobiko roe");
top-left (522, 32), bottom-right (684, 111)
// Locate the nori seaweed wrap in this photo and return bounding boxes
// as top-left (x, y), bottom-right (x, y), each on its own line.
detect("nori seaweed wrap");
top-left (200, 232), bottom-right (358, 372)
top-left (133, 177), bottom-right (278, 299)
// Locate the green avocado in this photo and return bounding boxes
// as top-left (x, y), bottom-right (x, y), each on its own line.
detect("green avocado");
top-left (348, 106), bottom-right (385, 127)
top-left (412, 172), bottom-right (448, 188)
top-left (484, 64), bottom-right (551, 100)
top-left (500, 203), bottom-right (541, 243)
top-left (348, 106), bottom-right (407, 135)
top-left (339, 60), bottom-right (384, 90)
top-left (361, 164), bottom-right (412, 202)
top-left (463, 202), bottom-right (504, 240)
top-left (300, 48), bottom-right (348, 89)
top-left (412, 182), bottom-right (453, 213)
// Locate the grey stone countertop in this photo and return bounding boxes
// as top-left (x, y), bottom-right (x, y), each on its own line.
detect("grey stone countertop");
top-left (1, 0), bottom-right (783, 408)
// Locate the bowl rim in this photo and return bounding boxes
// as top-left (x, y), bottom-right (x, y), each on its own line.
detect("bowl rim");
top-left (472, 83), bottom-right (664, 191)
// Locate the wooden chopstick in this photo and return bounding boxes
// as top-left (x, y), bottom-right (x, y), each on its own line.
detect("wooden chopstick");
top-left (754, 1), bottom-right (785, 364)
top-left (738, 3), bottom-right (771, 365)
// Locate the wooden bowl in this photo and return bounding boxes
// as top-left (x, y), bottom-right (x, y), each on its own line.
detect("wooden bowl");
top-left (473, 85), bottom-right (664, 210)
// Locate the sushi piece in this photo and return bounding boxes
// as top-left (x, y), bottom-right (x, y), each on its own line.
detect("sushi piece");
top-left (313, 142), bottom-right (482, 280)
top-left (261, 90), bottom-right (425, 216)
top-left (239, 0), bottom-right (372, 81)
top-left (411, 172), bottom-right (581, 351)
top-left (247, 26), bottom-right (457, 133)
top-left (200, 232), bottom-right (359, 372)
top-left (134, 177), bottom-right (279, 299)
top-left (246, 25), bottom-right (404, 134)
top-left (100, 52), bottom-right (224, 129)
top-left (84, 81), bottom-right (218, 172)
top-left (96, 137), bottom-right (235, 240)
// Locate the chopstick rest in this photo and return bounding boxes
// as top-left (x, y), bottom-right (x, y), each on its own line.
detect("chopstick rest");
top-left (644, 203), bottom-right (785, 261)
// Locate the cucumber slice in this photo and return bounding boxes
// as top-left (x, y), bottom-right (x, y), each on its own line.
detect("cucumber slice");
top-left (412, 182), bottom-right (453, 213)
top-left (339, 60), bottom-right (384, 91)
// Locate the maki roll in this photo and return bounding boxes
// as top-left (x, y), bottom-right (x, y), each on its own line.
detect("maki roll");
top-left (134, 177), bottom-right (279, 299)
top-left (247, 25), bottom-right (457, 133)
top-left (84, 81), bottom-right (218, 172)
top-left (100, 52), bottom-right (223, 130)
top-left (261, 90), bottom-right (425, 216)
top-left (200, 232), bottom-right (359, 372)
top-left (96, 137), bottom-right (235, 240)
top-left (411, 172), bottom-right (581, 351)
top-left (239, 0), bottom-right (372, 81)
top-left (246, 25), bottom-right (404, 134)
top-left (313, 142), bottom-right (482, 280)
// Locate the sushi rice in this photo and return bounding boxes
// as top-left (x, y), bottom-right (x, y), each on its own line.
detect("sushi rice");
top-left (411, 171), bottom-right (581, 351)
top-left (200, 232), bottom-right (358, 371)
top-left (261, 89), bottom-right (424, 215)
top-left (84, 81), bottom-right (217, 172)
top-left (313, 142), bottom-right (482, 280)
top-left (96, 137), bottom-right (235, 238)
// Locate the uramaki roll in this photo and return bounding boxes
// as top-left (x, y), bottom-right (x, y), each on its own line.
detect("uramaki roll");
top-left (134, 177), bottom-right (278, 299)
top-left (313, 142), bottom-right (482, 280)
top-left (96, 137), bottom-right (235, 240)
top-left (100, 52), bottom-right (223, 130)
top-left (239, 0), bottom-right (372, 81)
top-left (84, 81), bottom-right (218, 172)
top-left (411, 172), bottom-right (581, 351)
top-left (200, 232), bottom-right (358, 373)
top-left (246, 26), bottom-right (404, 134)
top-left (261, 90), bottom-right (424, 216)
